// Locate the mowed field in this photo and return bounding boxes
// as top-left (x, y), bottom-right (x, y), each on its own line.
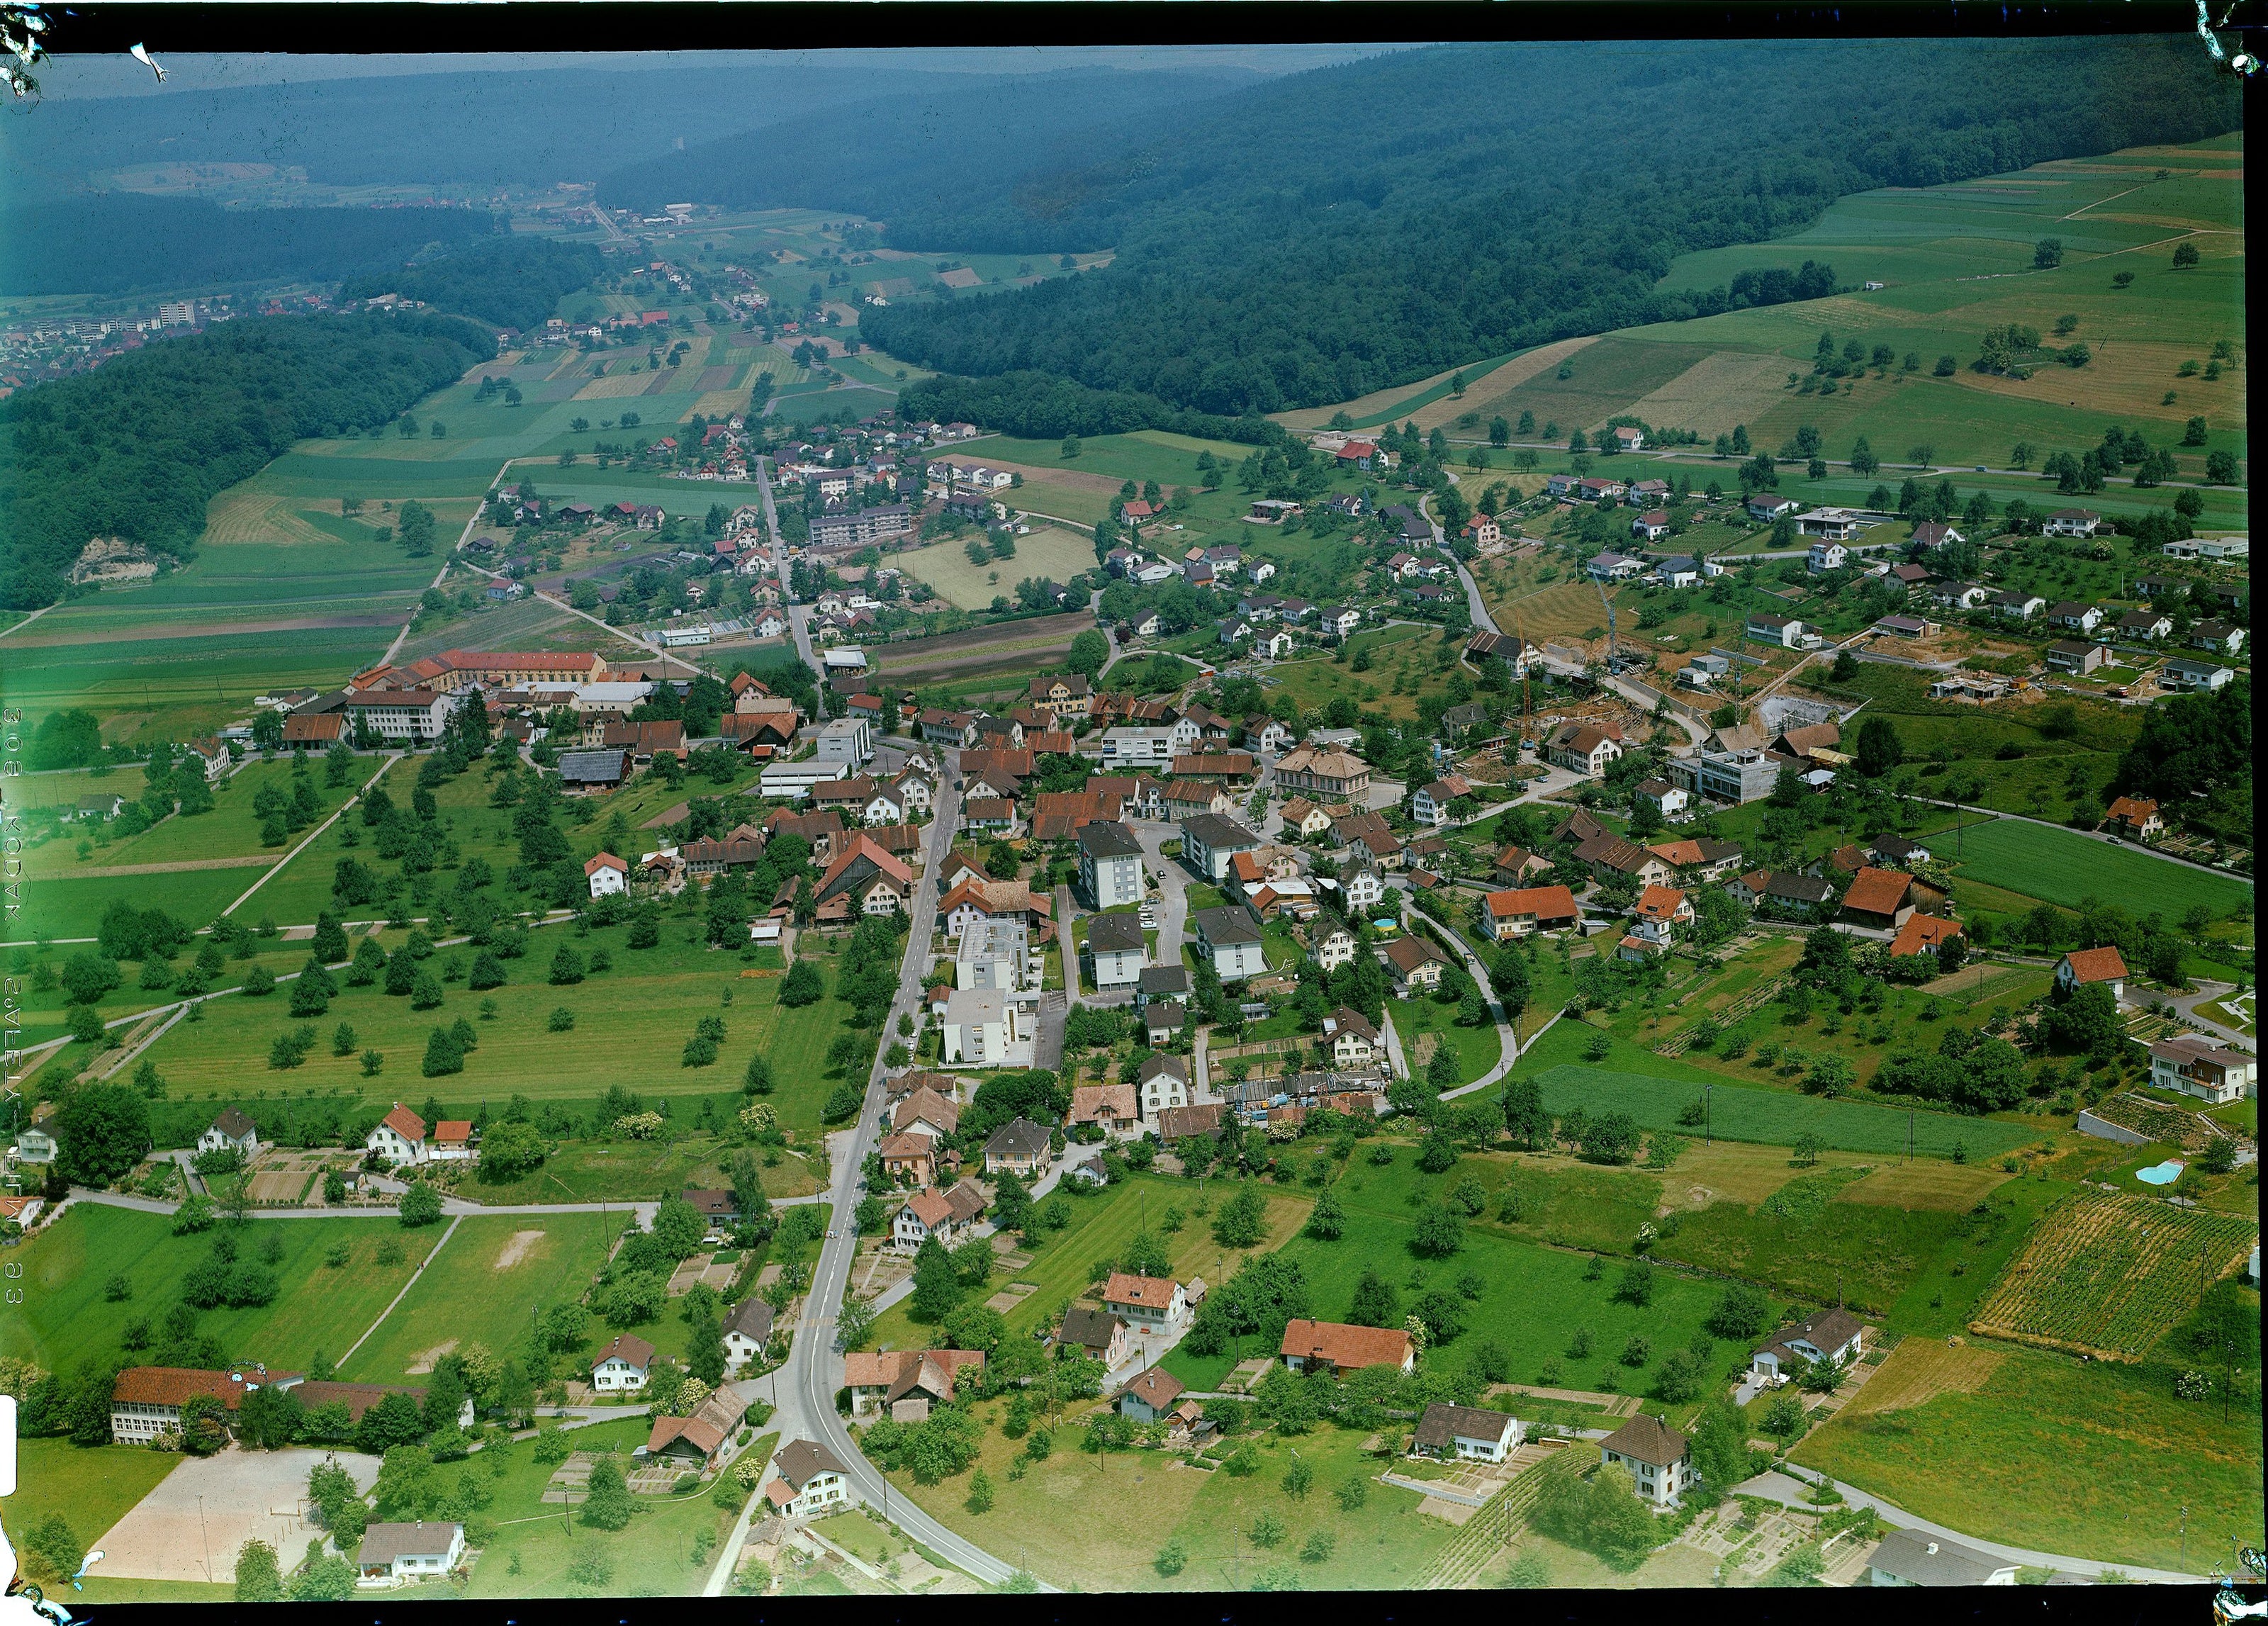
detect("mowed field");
top-left (876, 610), bottom-right (1096, 691)
top-left (894, 525), bottom-right (1098, 609)
top-left (0, 1439), bottom-right (180, 1575)
top-left (1946, 818), bottom-right (2253, 919)
top-left (344, 1211), bottom-right (621, 1385)
top-left (2, 1205), bottom-right (433, 1374)
top-left (1274, 138), bottom-right (2242, 524)
top-left (1523, 1049), bottom-right (2038, 1160)
top-left (1794, 1344), bottom-right (2262, 1573)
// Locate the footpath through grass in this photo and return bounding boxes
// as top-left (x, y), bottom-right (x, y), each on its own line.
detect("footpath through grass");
top-left (2, 1204), bottom-right (430, 1374)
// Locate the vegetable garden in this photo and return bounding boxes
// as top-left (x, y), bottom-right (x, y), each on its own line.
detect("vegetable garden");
top-left (1967, 1192), bottom-right (2259, 1361)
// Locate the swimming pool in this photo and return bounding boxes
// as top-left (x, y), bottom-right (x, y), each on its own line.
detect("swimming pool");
top-left (2137, 1160), bottom-right (2186, 1186)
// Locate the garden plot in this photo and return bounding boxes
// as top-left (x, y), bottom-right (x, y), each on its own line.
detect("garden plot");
top-left (1969, 1191), bottom-right (2258, 1360)
top-left (97, 1447), bottom-right (378, 1583)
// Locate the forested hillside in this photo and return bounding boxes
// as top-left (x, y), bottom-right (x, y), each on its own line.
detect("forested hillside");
top-left (0, 195), bottom-right (500, 297)
top-left (849, 40), bottom-right (2238, 421)
top-left (0, 313), bottom-right (493, 609)
top-left (341, 239), bottom-right (605, 332)
top-left (595, 67), bottom-right (1254, 227)
top-left (3, 63), bottom-right (995, 196)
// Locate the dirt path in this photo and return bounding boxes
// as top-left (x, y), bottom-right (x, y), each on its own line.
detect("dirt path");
top-left (337, 1213), bottom-right (462, 1373)
top-left (221, 752), bottom-right (398, 917)
top-left (45, 853), bottom-right (276, 878)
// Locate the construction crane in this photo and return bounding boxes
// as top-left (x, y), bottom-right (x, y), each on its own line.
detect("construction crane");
top-left (1591, 573), bottom-right (1619, 674)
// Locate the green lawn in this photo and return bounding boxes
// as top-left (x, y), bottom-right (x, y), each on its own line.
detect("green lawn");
top-left (0, 1438), bottom-right (180, 1569)
top-left (1515, 1024), bottom-right (2038, 1158)
top-left (1388, 992), bottom-right (1500, 1088)
top-left (1946, 819), bottom-right (2252, 921)
top-left (344, 1211), bottom-right (622, 1385)
top-left (1795, 1347), bottom-right (2262, 1574)
top-left (1, 1205), bottom-right (432, 1374)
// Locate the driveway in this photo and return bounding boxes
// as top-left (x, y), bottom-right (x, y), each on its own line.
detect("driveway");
top-left (1130, 819), bottom-right (1192, 971)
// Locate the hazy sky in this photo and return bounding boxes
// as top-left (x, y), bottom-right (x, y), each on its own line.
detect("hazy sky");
top-left (33, 45), bottom-right (1415, 101)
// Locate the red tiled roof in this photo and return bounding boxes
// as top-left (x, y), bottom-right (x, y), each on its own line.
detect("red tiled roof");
top-left (1279, 1319), bottom-right (1411, 1370)
top-left (1841, 866), bottom-right (1912, 918)
top-left (112, 1367), bottom-right (249, 1410)
top-left (2061, 946), bottom-right (2128, 984)
top-left (1485, 885), bottom-right (1577, 921)
top-left (1104, 1273), bottom-right (1181, 1310)
top-left (1889, 914), bottom-right (1963, 957)
top-left (381, 1104), bottom-right (426, 1143)
top-left (1634, 885), bottom-right (1687, 923)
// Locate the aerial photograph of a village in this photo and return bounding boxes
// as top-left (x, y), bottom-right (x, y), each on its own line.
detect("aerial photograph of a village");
top-left (0, 23), bottom-right (2255, 1608)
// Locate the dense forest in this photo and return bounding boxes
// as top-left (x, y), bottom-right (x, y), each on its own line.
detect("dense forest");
top-left (0, 313), bottom-right (493, 609)
top-left (0, 195), bottom-right (500, 298)
top-left (597, 67), bottom-right (1254, 223)
top-left (841, 40), bottom-right (2239, 422)
top-left (341, 238), bottom-right (606, 332)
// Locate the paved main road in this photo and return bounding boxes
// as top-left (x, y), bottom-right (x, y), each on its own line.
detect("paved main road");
top-left (765, 764), bottom-right (1036, 1588)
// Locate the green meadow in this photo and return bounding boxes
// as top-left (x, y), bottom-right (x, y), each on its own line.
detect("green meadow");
top-left (1, 1204), bottom-right (433, 1374)
top-left (344, 1211), bottom-right (621, 1385)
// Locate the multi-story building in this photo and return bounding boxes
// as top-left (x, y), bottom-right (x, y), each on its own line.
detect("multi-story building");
top-left (1077, 822), bottom-right (1147, 909)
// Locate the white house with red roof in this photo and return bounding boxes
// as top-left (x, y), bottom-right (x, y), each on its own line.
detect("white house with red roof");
top-left (592, 1334), bottom-right (654, 1393)
top-left (585, 851), bottom-right (628, 898)
top-left (2054, 946), bottom-right (2128, 1004)
top-left (1102, 1272), bottom-right (1189, 1333)
top-left (366, 1104), bottom-right (428, 1166)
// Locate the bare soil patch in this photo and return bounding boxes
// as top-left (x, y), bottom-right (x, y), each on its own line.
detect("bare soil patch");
top-left (405, 1338), bottom-right (459, 1374)
top-left (495, 1229), bottom-right (545, 1270)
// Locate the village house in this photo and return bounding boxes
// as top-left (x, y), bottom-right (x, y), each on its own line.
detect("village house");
top-left (1280, 1319), bottom-right (1415, 1376)
top-left (1410, 1403), bottom-right (1522, 1464)
top-left (110, 1364), bottom-right (301, 1445)
top-left (1117, 1366), bottom-right (1186, 1424)
top-left (1748, 1309), bottom-right (1865, 1389)
top-left (1578, 833), bottom-right (1674, 889)
top-left (1274, 744), bottom-right (1373, 798)
top-left (2147, 1036), bottom-right (2257, 1105)
top-left (197, 1107), bottom-right (260, 1159)
top-left (1410, 775), bottom-right (1471, 828)
top-left (1137, 1053), bottom-right (1190, 1118)
top-left (355, 1523), bottom-right (464, 1589)
top-left (2055, 946), bottom-right (2128, 1004)
top-left (1323, 1007), bottom-right (1382, 1070)
top-left (585, 851), bottom-right (629, 898)
top-left (1598, 1414), bottom-right (1695, 1506)
top-left (1383, 935), bottom-right (1450, 994)
top-left (1546, 721), bottom-right (1623, 777)
top-left (722, 1296), bottom-right (777, 1372)
top-left (1484, 885), bottom-right (1580, 940)
top-left (982, 1117), bottom-right (1052, 1177)
top-left (1837, 866), bottom-right (1916, 931)
top-left (2101, 796), bottom-right (2164, 840)
top-left (643, 1385), bottom-right (752, 1474)
top-left (591, 1334), bottom-right (654, 1394)
top-left (364, 1104), bottom-right (427, 1166)
top-left (1103, 1272), bottom-right (1189, 1333)
top-left (891, 1181), bottom-right (987, 1252)
top-left (1070, 1083), bottom-right (1141, 1137)
top-left (765, 1440), bottom-right (852, 1518)
top-left (1059, 1305), bottom-right (1130, 1367)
